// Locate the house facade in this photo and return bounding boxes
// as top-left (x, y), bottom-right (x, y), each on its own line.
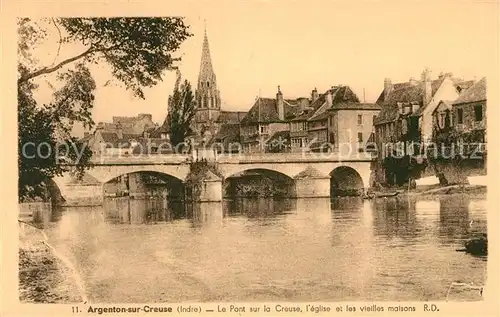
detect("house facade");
top-left (289, 85), bottom-right (379, 153)
top-left (451, 77), bottom-right (487, 143)
top-left (289, 89), bottom-right (321, 152)
top-left (373, 70), bottom-right (475, 185)
top-left (329, 103), bottom-right (380, 154)
top-left (239, 87), bottom-right (299, 153)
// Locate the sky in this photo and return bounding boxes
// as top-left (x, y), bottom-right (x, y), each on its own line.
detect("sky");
top-left (24, 1), bottom-right (499, 136)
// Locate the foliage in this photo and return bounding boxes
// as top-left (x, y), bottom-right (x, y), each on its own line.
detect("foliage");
top-left (166, 70), bottom-right (196, 148)
top-left (17, 17), bottom-right (191, 201)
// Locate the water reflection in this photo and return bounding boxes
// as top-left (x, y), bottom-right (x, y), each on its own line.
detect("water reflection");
top-left (371, 197), bottom-right (418, 240)
top-left (224, 197), bottom-right (297, 219)
top-left (39, 194), bottom-right (487, 302)
top-left (438, 196), bottom-right (471, 243)
top-left (187, 202), bottom-right (223, 228)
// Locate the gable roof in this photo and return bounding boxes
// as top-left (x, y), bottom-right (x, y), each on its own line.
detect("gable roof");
top-left (132, 138), bottom-right (174, 154)
top-left (308, 86), bottom-right (360, 121)
top-left (374, 75), bottom-right (473, 125)
top-left (453, 77), bottom-right (486, 105)
top-left (330, 102), bottom-right (381, 111)
top-left (373, 104), bottom-right (400, 126)
top-left (216, 111), bottom-right (247, 124)
top-left (97, 131), bottom-right (141, 148)
top-left (240, 97), bottom-right (298, 124)
top-left (291, 94), bottom-right (326, 122)
top-left (207, 123), bottom-right (241, 148)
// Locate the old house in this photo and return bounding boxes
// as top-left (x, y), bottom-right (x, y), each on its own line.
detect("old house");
top-left (373, 70), bottom-right (474, 185)
top-left (304, 86), bottom-right (379, 153)
top-left (239, 86), bottom-right (299, 153)
top-left (452, 77), bottom-right (487, 150)
top-left (207, 123), bottom-right (243, 154)
top-left (289, 89), bottom-right (320, 152)
top-left (86, 122), bottom-right (139, 156)
top-left (432, 100), bottom-right (455, 132)
top-left (328, 101), bottom-right (380, 154)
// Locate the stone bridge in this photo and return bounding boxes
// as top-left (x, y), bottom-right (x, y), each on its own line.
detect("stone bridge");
top-left (54, 152), bottom-right (375, 206)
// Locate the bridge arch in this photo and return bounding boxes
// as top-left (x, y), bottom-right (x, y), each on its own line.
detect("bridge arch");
top-left (330, 165), bottom-right (365, 196)
top-left (87, 165), bottom-right (189, 185)
top-left (219, 164), bottom-right (301, 180)
top-left (103, 170), bottom-right (186, 199)
top-left (223, 168), bottom-right (297, 198)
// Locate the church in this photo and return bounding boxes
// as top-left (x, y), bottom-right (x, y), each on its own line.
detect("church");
top-left (189, 28), bottom-right (246, 146)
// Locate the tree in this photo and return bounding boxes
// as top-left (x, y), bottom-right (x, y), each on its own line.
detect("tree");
top-left (166, 70), bottom-right (196, 149)
top-left (18, 17), bottom-right (191, 201)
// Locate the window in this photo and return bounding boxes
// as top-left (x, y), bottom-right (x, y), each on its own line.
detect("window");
top-left (357, 132), bottom-right (363, 143)
top-left (474, 105), bottom-right (483, 122)
top-left (373, 115), bottom-right (377, 123)
top-left (318, 131), bottom-right (327, 142)
top-left (329, 133), bottom-right (335, 145)
top-left (260, 125), bottom-right (268, 134)
top-left (357, 114), bottom-right (363, 125)
top-left (457, 108), bottom-right (464, 124)
top-left (439, 113), bottom-right (445, 128)
top-left (207, 81), bottom-right (210, 87)
top-left (210, 97), bottom-right (214, 108)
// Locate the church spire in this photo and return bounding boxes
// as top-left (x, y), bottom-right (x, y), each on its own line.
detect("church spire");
top-left (195, 22), bottom-right (220, 111)
top-left (198, 24), bottom-right (216, 87)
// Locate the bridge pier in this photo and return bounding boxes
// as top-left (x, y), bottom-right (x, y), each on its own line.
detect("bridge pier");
top-left (295, 177), bottom-right (331, 198)
top-left (194, 171), bottom-right (223, 202)
top-left (294, 167), bottom-right (331, 198)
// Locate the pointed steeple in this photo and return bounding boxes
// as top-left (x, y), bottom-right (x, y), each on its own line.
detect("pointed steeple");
top-left (197, 25), bottom-right (216, 88)
top-left (195, 23), bottom-right (221, 111)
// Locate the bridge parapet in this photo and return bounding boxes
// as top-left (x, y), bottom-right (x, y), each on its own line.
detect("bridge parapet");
top-left (217, 151), bottom-right (375, 163)
top-left (90, 154), bottom-right (191, 165)
top-left (86, 151), bottom-right (375, 165)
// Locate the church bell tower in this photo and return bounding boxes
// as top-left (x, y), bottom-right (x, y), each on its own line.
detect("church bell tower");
top-left (194, 25), bottom-right (221, 136)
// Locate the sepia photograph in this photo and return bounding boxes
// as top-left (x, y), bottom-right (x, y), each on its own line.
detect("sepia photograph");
top-left (5, 0), bottom-right (497, 311)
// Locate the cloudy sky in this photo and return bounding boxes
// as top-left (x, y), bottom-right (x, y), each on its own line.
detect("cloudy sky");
top-left (21, 0), bottom-right (499, 135)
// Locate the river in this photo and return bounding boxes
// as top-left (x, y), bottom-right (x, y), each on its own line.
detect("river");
top-left (42, 195), bottom-right (487, 302)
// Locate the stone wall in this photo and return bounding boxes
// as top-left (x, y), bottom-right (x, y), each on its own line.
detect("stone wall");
top-left (61, 185), bottom-right (103, 207)
top-left (19, 202), bottom-right (52, 228)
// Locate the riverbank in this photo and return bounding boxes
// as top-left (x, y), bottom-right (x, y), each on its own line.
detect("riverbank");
top-left (19, 225), bottom-right (84, 303)
top-left (371, 184), bottom-right (487, 199)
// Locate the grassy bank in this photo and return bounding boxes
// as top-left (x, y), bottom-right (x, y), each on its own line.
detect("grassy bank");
top-left (19, 226), bottom-right (84, 303)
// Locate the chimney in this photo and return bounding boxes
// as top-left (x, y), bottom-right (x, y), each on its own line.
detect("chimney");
top-left (276, 85), bottom-right (284, 121)
top-left (326, 87), bottom-right (333, 107)
top-left (116, 122), bottom-right (123, 139)
top-left (96, 122), bottom-right (104, 130)
top-left (311, 88), bottom-right (319, 103)
top-left (421, 69), bottom-right (432, 106)
top-left (383, 78), bottom-right (392, 100)
top-left (409, 77), bottom-right (418, 86)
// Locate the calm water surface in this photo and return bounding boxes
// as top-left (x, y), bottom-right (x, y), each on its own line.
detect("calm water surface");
top-left (44, 195), bottom-right (487, 302)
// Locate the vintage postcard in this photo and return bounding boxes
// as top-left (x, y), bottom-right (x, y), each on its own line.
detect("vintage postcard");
top-left (1, 0), bottom-right (499, 316)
